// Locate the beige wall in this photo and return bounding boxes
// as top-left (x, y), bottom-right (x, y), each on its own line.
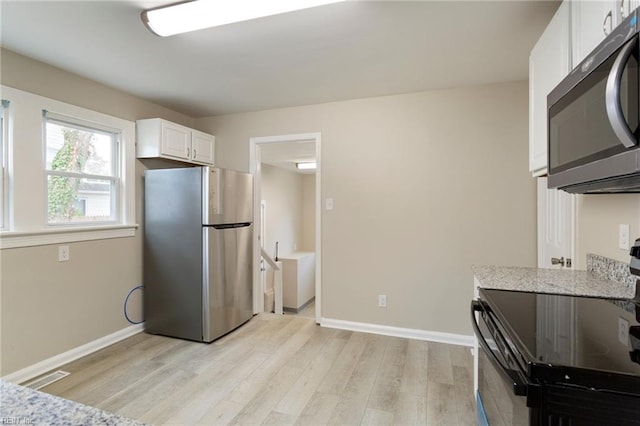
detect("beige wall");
top-left (575, 194), bottom-right (640, 269)
top-left (196, 81), bottom-right (537, 335)
top-left (0, 49), bottom-right (195, 375)
top-left (261, 164), bottom-right (304, 258)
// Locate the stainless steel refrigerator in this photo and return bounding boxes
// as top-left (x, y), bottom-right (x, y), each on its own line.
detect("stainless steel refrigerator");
top-left (144, 166), bottom-right (253, 342)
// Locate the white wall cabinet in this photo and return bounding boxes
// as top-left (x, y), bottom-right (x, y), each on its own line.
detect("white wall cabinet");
top-left (571, 0), bottom-right (623, 66)
top-left (529, 1), bottom-right (571, 176)
top-left (136, 118), bottom-right (215, 165)
top-left (191, 129), bottom-right (215, 164)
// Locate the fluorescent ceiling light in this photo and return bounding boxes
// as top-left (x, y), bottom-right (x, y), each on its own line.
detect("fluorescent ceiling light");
top-left (142, 0), bottom-right (345, 37)
top-left (296, 162), bottom-right (316, 170)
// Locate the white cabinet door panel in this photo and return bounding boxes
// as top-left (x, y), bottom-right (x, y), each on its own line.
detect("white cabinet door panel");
top-left (571, 0), bottom-right (621, 66)
top-left (529, 2), bottom-right (570, 175)
top-left (191, 130), bottom-right (215, 165)
top-left (161, 121), bottom-right (190, 160)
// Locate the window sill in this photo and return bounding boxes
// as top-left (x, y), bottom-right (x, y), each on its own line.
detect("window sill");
top-left (0, 224), bottom-right (138, 249)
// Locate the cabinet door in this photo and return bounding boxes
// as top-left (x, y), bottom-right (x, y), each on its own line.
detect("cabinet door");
top-left (529, 1), bottom-right (571, 175)
top-left (571, 0), bottom-right (621, 66)
top-left (191, 130), bottom-right (215, 165)
top-left (160, 121), bottom-right (190, 160)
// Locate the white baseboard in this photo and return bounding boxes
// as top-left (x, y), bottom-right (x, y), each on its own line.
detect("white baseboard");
top-left (320, 317), bottom-right (474, 347)
top-left (2, 324), bottom-right (144, 385)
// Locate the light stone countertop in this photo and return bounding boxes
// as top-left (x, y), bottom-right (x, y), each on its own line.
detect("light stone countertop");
top-left (472, 264), bottom-right (637, 300)
top-left (0, 380), bottom-right (146, 426)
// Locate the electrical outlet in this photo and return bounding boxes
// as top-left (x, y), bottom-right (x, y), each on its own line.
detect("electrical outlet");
top-left (58, 245), bottom-right (70, 262)
top-left (378, 294), bottom-right (387, 308)
top-left (619, 224), bottom-right (630, 250)
top-left (619, 317), bottom-right (629, 345)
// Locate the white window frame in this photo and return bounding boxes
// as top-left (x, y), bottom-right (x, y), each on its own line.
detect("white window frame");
top-left (43, 111), bottom-right (121, 226)
top-left (0, 100), bottom-right (9, 231)
top-left (0, 86), bottom-right (136, 249)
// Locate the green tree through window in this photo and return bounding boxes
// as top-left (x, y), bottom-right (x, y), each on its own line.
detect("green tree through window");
top-left (47, 128), bottom-right (94, 221)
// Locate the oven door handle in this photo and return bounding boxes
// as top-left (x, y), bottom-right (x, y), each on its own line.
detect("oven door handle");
top-left (471, 300), bottom-right (529, 396)
top-left (605, 35), bottom-right (638, 149)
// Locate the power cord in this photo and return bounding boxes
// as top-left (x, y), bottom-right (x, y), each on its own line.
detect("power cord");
top-left (124, 285), bottom-right (144, 324)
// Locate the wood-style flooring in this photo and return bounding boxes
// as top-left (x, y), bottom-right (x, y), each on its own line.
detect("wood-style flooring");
top-left (40, 313), bottom-right (475, 425)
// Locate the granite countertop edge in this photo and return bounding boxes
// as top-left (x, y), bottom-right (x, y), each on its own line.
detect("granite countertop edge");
top-left (472, 254), bottom-right (637, 300)
top-left (0, 380), bottom-right (146, 426)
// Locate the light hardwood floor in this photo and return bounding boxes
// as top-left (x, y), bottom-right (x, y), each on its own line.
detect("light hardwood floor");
top-left (40, 314), bottom-right (475, 425)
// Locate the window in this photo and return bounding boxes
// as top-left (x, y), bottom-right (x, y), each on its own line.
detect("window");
top-left (44, 112), bottom-right (120, 225)
top-left (0, 100), bottom-right (9, 230)
top-left (0, 86), bottom-right (136, 249)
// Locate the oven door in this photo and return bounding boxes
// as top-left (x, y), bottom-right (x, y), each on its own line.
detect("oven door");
top-left (471, 301), bottom-right (539, 426)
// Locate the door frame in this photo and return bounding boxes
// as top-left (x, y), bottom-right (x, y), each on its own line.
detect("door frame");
top-left (249, 132), bottom-right (322, 323)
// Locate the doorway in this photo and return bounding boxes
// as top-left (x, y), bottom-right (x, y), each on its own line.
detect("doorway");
top-left (250, 133), bottom-right (322, 323)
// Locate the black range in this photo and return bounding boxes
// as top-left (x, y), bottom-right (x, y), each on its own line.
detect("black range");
top-left (472, 239), bottom-right (640, 425)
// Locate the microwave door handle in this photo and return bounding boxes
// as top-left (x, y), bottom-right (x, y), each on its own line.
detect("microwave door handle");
top-left (605, 36), bottom-right (638, 149)
top-left (470, 301), bottom-right (528, 396)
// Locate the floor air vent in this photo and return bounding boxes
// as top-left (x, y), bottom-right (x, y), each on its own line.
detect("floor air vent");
top-left (23, 370), bottom-right (70, 390)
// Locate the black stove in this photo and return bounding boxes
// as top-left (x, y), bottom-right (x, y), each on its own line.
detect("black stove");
top-left (473, 237), bottom-right (640, 425)
top-left (480, 288), bottom-right (640, 395)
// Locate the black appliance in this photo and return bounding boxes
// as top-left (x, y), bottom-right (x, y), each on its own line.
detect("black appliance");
top-left (547, 10), bottom-right (639, 194)
top-left (472, 242), bottom-right (640, 425)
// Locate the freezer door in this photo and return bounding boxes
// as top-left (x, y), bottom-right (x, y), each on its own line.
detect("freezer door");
top-left (203, 167), bottom-right (253, 225)
top-left (203, 223), bottom-right (253, 341)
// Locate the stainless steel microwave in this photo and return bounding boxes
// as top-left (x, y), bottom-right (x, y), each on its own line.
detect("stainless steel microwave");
top-left (547, 10), bottom-right (639, 193)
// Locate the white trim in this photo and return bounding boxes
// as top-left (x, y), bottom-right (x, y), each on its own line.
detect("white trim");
top-left (2, 324), bottom-right (144, 385)
top-left (0, 224), bottom-right (137, 249)
top-left (320, 317), bottom-right (475, 347)
top-left (249, 132), bottom-right (322, 323)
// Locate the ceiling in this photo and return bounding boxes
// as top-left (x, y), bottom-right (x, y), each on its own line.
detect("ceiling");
top-left (0, 1), bottom-right (560, 118)
top-left (261, 141), bottom-right (317, 175)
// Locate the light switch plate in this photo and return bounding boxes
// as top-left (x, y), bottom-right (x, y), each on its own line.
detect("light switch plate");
top-left (619, 224), bottom-right (630, 250)
top-left (326, 198), bottom-right (334, 210)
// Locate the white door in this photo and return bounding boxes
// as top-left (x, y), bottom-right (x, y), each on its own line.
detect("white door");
top-left (536, 177), bottom-right (576, 363)
top-left (537, 177), bottom-right (575, 269)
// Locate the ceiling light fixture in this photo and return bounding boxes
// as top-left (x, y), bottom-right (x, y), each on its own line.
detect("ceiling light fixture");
top-left (296, 162), bottom-right (317, 170)
top-left (142, 0), bottom-right (345, 37)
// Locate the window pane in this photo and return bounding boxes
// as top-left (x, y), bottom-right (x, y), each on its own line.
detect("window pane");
top-left (47, 176), bottom-right (114, 223)
top-left (45, 121), bottom-right (114, 176)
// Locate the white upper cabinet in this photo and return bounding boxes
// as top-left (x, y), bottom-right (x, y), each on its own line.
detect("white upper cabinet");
top-left (190, 129), bottom-right (215, 164)
top-left (159, 120), bottom-right (190, 160)
top-left (136, 118), bottom-right (215, 165)
top-left (571, 0), bottom-right (623, 66)
top-left (529, 1), bottom-right (571, 176)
